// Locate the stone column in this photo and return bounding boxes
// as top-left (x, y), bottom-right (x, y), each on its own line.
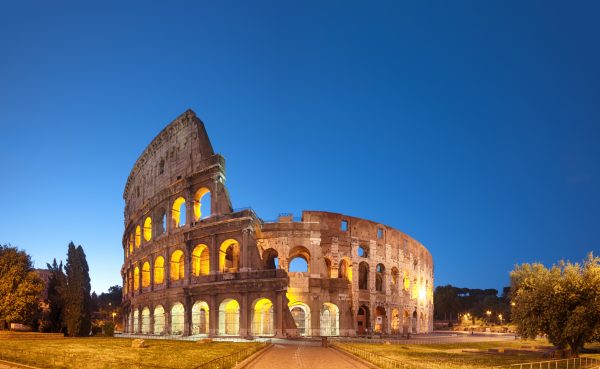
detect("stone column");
top-left (149, 257), bottom-right (154, 291)
top-left (186, 188), bottom-right (194, 227)
top-left (149, 309), bottom-right (155, 335)
top-left (210, 235), bottom-right (219, 274)
top-left (165, 251), bottom-right (171, 288)
top-left (184, 242), bottom-right (191, 286)
top-left (240, 293), bottom-right (248, 337)
top-left (212, 177), bottom-right (220, 216)
top-left (276, 291), bottom-right (284, 337)
top-left (137, 262), bottom-right (142, 295)
top-left (209, 294), bottom-right (218, 337)
top-left (184, 290), bottom-right (192, 336)
top-left (240, 228), bottom-right (250, 272)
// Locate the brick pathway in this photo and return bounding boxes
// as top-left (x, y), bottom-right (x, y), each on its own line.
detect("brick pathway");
top-left (245, 343), bottom-right (371, 369)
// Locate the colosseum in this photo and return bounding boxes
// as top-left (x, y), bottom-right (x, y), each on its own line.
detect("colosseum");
top-left (121, 110), bottom-right (434, 338)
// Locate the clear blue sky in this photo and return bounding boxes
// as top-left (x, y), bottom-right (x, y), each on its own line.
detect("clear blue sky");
top-left (1, 1), bottom-right (599, 294)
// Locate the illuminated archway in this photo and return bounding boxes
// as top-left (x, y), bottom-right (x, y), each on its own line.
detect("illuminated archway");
top-left (128, 234), bottom-right (134, 254)
top-left (403, 272), bottom-right (410, 291)
top-left (338, 258), bottom-right (352, 281)
top-left (170, 302), bottom-right (185, 335)
top-left (289, 302), bottom-right (310, 336)
top-left (391, 267), bottom-right (399, 285)
top-left (218, 298), bottom-right (240, 336)
top-left (412, 310), bottom-right (418, 333)
top-left (135, 226), bottom-right (141, 248)
top-left (219, 239), bottom-right (239, 273)
top-left (141, 262), bottom-right (150, 288)
top-left (252, 298), bottom-right (274, 336)
top-left (192, 244), bottom-right (210, 276)
top-left (133, 267), bottom-right (140, 291)
top-left (374, 306), bottom-right (386, 333)
top-left (154, 256), bottom-right (164, 285)
top-left (391, 308), bottom-right (400, 334)
top-left (153, 305), bottom-right (165, 334)
top-left (170, 250), bottom-right (185, 281)
top-left (143, 217), bottom-right (152, 241)
top-left (141, 307), bottom-right (150, 333)
top-left (192, 301), bottom-right (209, 335)
top-left (320, 302), bottom-right (339, 336)
top-left (172, 197), bottom-right (186, 228)
top-left (133, 308), bottom-right (139, 333)
top-left (193, 187), bottom-right (211, 221)
top-left (357, 305), bottom-right (370, 335)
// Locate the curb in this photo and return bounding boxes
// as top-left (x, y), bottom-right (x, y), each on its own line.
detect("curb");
top-left (329, 345), bottom-right (379, 369)
top-left (0, 359), bottom-right (41, 369)
top-left (232, 343), bottom-right (274, 369)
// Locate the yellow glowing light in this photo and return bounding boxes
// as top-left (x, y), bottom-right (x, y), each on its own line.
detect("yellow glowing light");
top-left (192, 244), bottom-right (210, 276)
top-left (219, 239), bottom-right (239, 272)
top-left (486, 310), bottom-right (492, 316)
top-left (172, 197), bottom-right (186, 228)
top-left (142, 262), bottom-right (150, 288)
top-left (193, 187), bottom-right (210, 221)
top-left (135, 226), bottom-right (141, 248)
top-left (418, 287), bottom-right (427, 301)
top-left (143, 217), bottom-right (152, 241)
top-left (170, 250), bottom-right (185, 281)
top-left (133, 267), bottom-right (140, 291)
top-left (154, 256), bottom-right (164, 284)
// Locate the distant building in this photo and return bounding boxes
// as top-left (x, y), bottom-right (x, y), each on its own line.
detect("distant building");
top-left (121, 110), bottom-right (434, 337)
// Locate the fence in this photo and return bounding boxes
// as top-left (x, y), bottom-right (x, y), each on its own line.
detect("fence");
top-left (333, 343), bottom-right (424, 369)
top-left (0, 341), bottom-right (269, 369)
top-left (486, 357), bottom-right (600, 369)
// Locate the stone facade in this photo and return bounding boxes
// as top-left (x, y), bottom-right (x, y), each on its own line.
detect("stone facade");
top-left (121, 110), bottom-right (434, 338)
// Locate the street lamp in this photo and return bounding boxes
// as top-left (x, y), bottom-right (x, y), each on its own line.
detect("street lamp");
top-left (498, 314), bottom-right (503, 325)
top-left (112, 312), bottom-right (117, 323)
top-left (486, 310), bottom-right (492, 325)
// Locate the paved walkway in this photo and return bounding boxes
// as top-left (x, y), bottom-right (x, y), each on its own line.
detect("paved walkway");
top-left (245, 342), bottom-right (371, 369)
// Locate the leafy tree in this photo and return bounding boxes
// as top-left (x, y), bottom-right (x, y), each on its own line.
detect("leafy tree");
top-left (45, 258), bottom-right (66, 333)
top-left (0, 245), bottom-right (44, 327)
top-left (63, 242), bottom-right (92, 336)
top-left (510, 253), bottom-right (600, 356)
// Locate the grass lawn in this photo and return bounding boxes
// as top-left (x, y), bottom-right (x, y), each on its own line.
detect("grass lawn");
top-left (0, 337), bottom-right (261, 369)
top-left (336, 340), bottom-right (600, 369)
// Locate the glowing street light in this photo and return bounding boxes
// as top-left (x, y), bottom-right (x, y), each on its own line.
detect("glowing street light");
top-left (498, 314), bottom-right (503, 324)
top-left (112, 311), bottom-right (117, 322)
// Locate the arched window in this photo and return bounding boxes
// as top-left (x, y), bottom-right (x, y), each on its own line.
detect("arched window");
top-left (133, 266), bottom-right (140, 291)
top-left (391, 267), bottom-right (399, 285)
top-left (193, 187), bottom-right (211, 221)
top-left (357, 305), bottom-right (370, 335)
top-left (153, 305), bottom-right (165, 335)
top-left (374, 306), bottom-right (386, 333)
top-left (133, 309), bottom-right (139, 333)
top-left (219, 239), bottom-right (239, 273)
top-left (262, 248), bottom-right (279, 270)
top-left (219, 299), bottom-right (240, 336)
top-left (359, 262), bottom-right (369, 290)
top-left (192, 244), bottom-right (210, 276)
top-left (289, 303), bottom-right (310, 336)
top-left (192, 301), bottom-right (209, 335)
top-left (357, 244), bottom-right (368, 257)
top-left (154, 256), bottom-right (164, 284)
top-left (320, 303), bottom-right (339, 336)
top-left (376, 263), bottom-right (385, 292)
top-left (142, 262), bottom-right (150, 288)
top-left (288, 246), bottom-right (310, 273)
top-left (135, 226), bottom-right (141, 248)
top-left (338, 258), bottom-right (352, 281)
top-left (170, 303), bottom-right (185, 335)
top-left (172, 197), bottom-right (186, 228)
top-left (159, 159), bottom-right (165, 175)
top-left (252, 298), bottom-right (274, 336)
top-left (143, 217), bottom-right (152, 242)
top-left (170, 250), bottom-right (185, 281)
top-left (129, 234), bottom-right (134, 254)
top-left (141, 307), bottom-right (150, 334)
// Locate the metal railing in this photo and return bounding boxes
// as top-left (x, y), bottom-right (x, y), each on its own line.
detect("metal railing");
top-left (333, 343), bottom-right (424, 369)
top-left (193, 341), bottom-right (270, 369)
top-left (485, 357), bottom-right (600, 369)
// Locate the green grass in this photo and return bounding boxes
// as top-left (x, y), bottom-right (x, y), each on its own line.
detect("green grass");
top-left (336, 340), bottom-right (600, 369)
top-left (0, 337), bottom-right (261, 369)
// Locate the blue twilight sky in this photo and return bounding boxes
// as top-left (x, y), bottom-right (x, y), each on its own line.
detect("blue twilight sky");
top-left (1, 1), bottom-right (599, 294)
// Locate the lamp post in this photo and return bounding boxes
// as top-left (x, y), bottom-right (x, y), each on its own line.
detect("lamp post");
top-left (498, 314), bottom-right (503, 325)
top-left (486, 310), bottom-right (492, 325)
top-left (112, 312), bottom-right (117, 323)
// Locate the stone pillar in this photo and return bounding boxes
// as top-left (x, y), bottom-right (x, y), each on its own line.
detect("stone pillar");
top-left (240, 227), bottom-right (250, 272)
top-left (149, 258), bottom-right (154, 291)
top-left (137, 262), bottom-right (142, 295)
top-left (184, 242), bottom-right (191, 286)
top-left (149, 309), bottom-right (155, 334)
top-left (276, 291), bottom-right (284, 337)
top-left (165, 251), bottom-right (171, 288)
top-left (186, 188), bottom-right (194, 227)
top-left (212, 177), bottom-right (220, 216)
top-left (184, 290), bottom-right (192, 336)
top-left (209, 294), bottom-right (218, 337)
top-left (240, 293), bottom-right (248, 337)
top-left (210, 235), bottom-right (219, 274)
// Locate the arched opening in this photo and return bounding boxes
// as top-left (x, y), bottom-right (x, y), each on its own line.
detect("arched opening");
top-left (218, 299), bottom-right (240, 336)
top-left (219, 239), bottom-right (240, 273)
top-left (412, 310), bottom-right (418, 333)
top-left (192, 244), bottom-right (210, 276)
top-left (141, 307), bottom-right (150, 334)
top-left (338, 258), bottom-right (352, 282)
top-left (288, 246), bottom-right (310, 273)
top-left (170, 250), bottom-right (185, 281)
top-left (403, 310), bottom-right (410, 334)
top-left (172, 197), bottom-right (186, 228)
top-left (133, 309), bottom-right (139, 333)
top-left (141, 262), bottom-right (150, 288)
top-left (135, 226), bottom-right (141, 248)
top-left (153, 305), bottom-right (165, 335)
top-left (193, 187), bottom-right (211, 221)
top-left (357, 305), bottom-right (370, 335)
top-left (320, 302), bottom-right (339, 336)
top-left (357, 244), bottom-right (368, 257)
top-left (376, 263), bottom-right (385, 292)
top-left (289, 303), bottom-right (310, 336)
top-left (262, 248), bottom-right (279, 270)
top-left (133, 267), bottom-right (140, 291)
top-left (252, 298), bottom-right (274, 336)
top-left (391, 267), bottom-right (399, 285)
top-left (154, 256), bottom-right (164, 285)
top-left (160, 211), bottom-right (167, 235)
top-left (192, 301), bottom-right (209, 335)
top-left (324, 258), bottom-right (332, 277)
top-left (374, 306), bottom-right (386, 334)
top-left (403, 272), bottom-right (410, 291)
top-left (359, 262), bottom-right (369, 290)
top-left (391, 308), bottom-right (400, 334)
top-left (170, 303), bottom-right (185, 335)
top-left (128, 234), bottom-right (134, 255)
top-left (143, 217), bottom-right (152, 242)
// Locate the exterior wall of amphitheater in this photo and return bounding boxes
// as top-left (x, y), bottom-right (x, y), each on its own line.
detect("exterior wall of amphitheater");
top-left (121, 110), bottom-right (434, 338)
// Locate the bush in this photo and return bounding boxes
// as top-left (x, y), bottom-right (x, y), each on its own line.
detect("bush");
top-left (103, 322), bottom-right (115, 337)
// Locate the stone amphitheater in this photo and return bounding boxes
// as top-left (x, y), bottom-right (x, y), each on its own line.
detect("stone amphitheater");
top-left (122, 110), bottom-right (434, 338)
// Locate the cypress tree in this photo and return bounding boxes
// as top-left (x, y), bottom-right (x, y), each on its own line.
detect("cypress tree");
top-left (63, 242), bottom-right (92, 336)
top-left (46, 258), bottom-right (66, 333)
